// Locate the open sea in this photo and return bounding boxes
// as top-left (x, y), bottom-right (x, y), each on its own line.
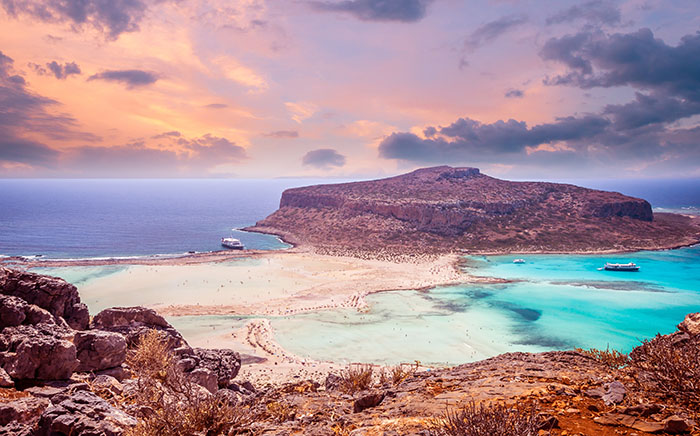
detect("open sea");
top-left (1, 177), bottom-right (699, 365)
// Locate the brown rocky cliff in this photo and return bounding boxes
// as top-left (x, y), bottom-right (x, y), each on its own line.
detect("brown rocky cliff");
top-left (249, 166), bottom-right (698, 254)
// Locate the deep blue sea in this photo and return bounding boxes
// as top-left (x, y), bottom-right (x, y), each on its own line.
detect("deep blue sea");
top-left (1, 177), bottom-right (698, 259)
top-left (0, 178), bottom-right (343, 258)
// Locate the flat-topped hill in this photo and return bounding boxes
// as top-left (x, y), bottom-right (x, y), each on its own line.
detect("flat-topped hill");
top-left (248, 166), bottom-right (700, 254)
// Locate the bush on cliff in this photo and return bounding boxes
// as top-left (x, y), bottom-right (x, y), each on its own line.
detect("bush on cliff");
top-left (427, 401), bottom-right (547, 436)
top-left (124, 330), bottom-right (252, 436)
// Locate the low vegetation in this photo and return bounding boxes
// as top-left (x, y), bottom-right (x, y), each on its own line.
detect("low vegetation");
top-left (574, 345), bottom-right (630, 369)
top-left (630, 333), bottom-right (700, 407)
top-left (338, 364), bottom-right (374, 394)
top-left (123, 330), bottom-right (253, 436)
top-left (427, 401), bottom-right (547, 436)
top-left (379, 362), bottom-right (419, 386)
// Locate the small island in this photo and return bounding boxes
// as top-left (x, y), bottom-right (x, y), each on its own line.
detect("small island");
top-left (248, 166), bottom-right (700, 255)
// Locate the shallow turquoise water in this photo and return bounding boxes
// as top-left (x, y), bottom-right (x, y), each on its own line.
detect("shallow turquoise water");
top-left (268, 246), bottom-right (700, 365)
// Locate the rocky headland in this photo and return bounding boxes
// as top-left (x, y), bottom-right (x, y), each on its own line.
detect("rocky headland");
top-left (247, 166), bottom-right (700, 255)
top-left (1, 267), bottom-right (698, 435)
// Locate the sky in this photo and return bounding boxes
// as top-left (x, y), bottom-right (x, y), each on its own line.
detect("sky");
top-left (0, 0), bottom-right (699, 179)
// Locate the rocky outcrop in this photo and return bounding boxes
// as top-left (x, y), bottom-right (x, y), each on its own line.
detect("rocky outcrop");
top-left (92, 306), bottom-right (188, 350)
top-left (0, 323), bottom-right (78, 381)
top-left (0, 396), bottom-right (49, 426)
top-left (678, 312), bottom-right (700, 336)
top-left (249, 166), bottom-right (700, 254)
top-left (74, 330), bottom-right (127, 372)
top-left (0, 268), bottom-right (89, 330)
top-left (37, 391), bottom-right (136, 436)
top-left (192, 348), bottom-right (242, 388)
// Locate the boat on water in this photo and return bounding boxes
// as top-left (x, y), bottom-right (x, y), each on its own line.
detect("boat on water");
top-left (513, 258), bottom-right (526, 264)
top-left (221, 237), bottom-right (244, 250)
top-left (601, 262), bottom-right (640, 271)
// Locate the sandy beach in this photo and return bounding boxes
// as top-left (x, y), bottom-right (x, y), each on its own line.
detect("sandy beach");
top-left (6, 248), bottom-right (477, 386)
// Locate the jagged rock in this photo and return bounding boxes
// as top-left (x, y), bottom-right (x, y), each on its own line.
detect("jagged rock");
top-left (25, 381), bottom-right (89, 399)
top-left (0, 422), bottom-right (33, 436)
top-left (0, 396), bottom-right (49, 426)
top-left (192, 348), bottom-right (241, 388)
top-left (0, 295), bottom-right (26, 328)
top-left (91, 374), bottom-right (124, 397)
top-left (623, 403), bottom-right (663, 417)
top-left (353, 391), bottom-right (385, 413)
top-left (189, 367), bottom-right (218, 394)
top-left (678, 312), bottom-right (700, 336)
top-left (0, 368), bottom-right (12, 388)
top-left (325, 373), bottom-right (341, 391)
top-left (0, 324), bottom-right (78, 381)
top-left (74, 330), bottom-right (127, 372)
top-left (91, 306), bottom-right (188, 350)
top-left (37, 390), bottom-right (136, 436)
top-left (94, 365), bottom-right (130, 382)
top-left (602, 380), bottom-right (626, 405)
top-left (0, 268), bottom-right (89, 330)
top-left (664, 415), bottom-right (694, 434)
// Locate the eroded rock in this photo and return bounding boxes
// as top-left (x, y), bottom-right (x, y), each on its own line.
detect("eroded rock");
top-left (92, 306), bottom-right (188, 350)
top-left (0, 324), bottom-right (78, 381)
top-left (192, 348), bottom-right (241, 388)
top-left (0, 396), bottom-right (49, 426)
top-left (678, 312), bottom-right (700, 336)
top-left (37, 390), bottom-right (136, 436)
top-left (0, 268), bottom-right (89, 330)
top-left (74, 330), bottom-right (127, 372)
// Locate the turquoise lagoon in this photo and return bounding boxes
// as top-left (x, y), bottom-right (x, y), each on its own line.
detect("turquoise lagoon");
top-left (36, 246), bottom-right (700, 367)
top-left (169, 246), bottom-right (700, 366)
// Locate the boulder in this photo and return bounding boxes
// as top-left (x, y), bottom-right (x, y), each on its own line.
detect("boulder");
top-left (92, 306), bottom-right (188, 350)
top-left (0, 324), bottom-right (78, 381)
top-left (602, 381), bottom-right (625, 405)
top-left (74, 330), bottom-right (127, 372)
top-left (0, 295), bottom-right (26, 328)
top-left (663, 415), bottom-right (694, 434)
top-left (678, 312), bottom-right (700, 336)
top-left (0, 268), bottom-right (89, 330)
top-left (0, 396), bottom-right (49, 426)
top-left (189, 367), bottom-right (218, 394)
top-left (192, 348), bottom-right (241, 388)
top-left (0, 368), bottom-right (13, 388)
top-left (37, 390), bottom-right (136, 436)
top-left (353, 391), bottom-right (385, 413)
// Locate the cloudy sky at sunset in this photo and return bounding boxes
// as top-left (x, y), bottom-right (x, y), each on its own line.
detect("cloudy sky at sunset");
top-left (1, 0), bottom-right (699, 178)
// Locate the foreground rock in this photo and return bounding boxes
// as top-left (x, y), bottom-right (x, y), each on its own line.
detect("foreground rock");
top-left (249, 166), bottom-right (700, 254)
top-left (92, 306), bottom-right (188, 350)
top-left (74, 330), bottom-right (127, 372)
top-left (0, 268), bottom-right (89, 330)
top-left (0, 324), bottom-right (78, 381)
top-left (37, 391), bottom-right (136, 436)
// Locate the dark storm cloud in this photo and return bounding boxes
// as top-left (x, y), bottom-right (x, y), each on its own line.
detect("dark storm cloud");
top-left (541, 28), bottom-right (700, 101)
top-left (309, 0), bottom-right (432, 23)
top-left (302, 148), bottom-right (346, 168)
top-left (464, 15), bottom-right (527, 51)
top-left (505, 89), bottom-right (524, 98)
top-left (0, 0), bottom-right (156, 40)
top-left (264, 130), bottom-right (299, 138)
top-left (378, 115), bottom-right (610, 161)
top-left (546, 0), bottom-right (621, 27)
top-left (603, 92), bottom-right (700, 131)
top-left (88, 69), bottom-right (158, 88)
top-left (30, 61), bottom-right (81, 79)
top-left (0, 50), bottom-right (97, 168)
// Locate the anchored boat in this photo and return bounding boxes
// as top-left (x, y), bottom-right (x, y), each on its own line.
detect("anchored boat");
top-left (601, 262), bottom-right (639, 271)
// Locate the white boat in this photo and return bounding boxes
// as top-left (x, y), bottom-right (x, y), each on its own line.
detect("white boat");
top-left (221, 237), bottom-right (244, 250)
top-left (602, 262), bottom-right (639, 272)
top-left (513, 258), bottom-right (526, 264)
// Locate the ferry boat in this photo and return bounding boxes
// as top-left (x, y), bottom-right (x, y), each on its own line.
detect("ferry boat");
top-left (221, 237), bottom-right (244, 250)
top-left (602, 262), bottom-right (639, 272)
top-left (513, 258), bottom-right (526, 264)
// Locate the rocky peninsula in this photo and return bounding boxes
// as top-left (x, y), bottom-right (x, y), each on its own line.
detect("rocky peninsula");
top-left (248, 166), bottom-right (700, 255)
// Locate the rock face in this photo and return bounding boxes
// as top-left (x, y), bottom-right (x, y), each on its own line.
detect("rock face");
top-left (74, 330), bottom-right (127, 372)
top-left (92, 306), bottom-right (188, 350)
top-left (192, 348), bottom-right (242, 388)
top-left (678, 312), bottom-right (700, 336)
top-left (0, 268), bottom-right (89, 330)
top-left (0, 324), bottom-right (78, 381)
top-left (249, 166), bottom-right (700, 253)
top-left (37, 391), bottom-right (137, 436)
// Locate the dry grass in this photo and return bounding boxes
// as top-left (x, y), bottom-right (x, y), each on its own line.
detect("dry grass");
top-left (379, 362), bottom-right (419, 386)
top-left (630, 333), bottom-right (700, 407)
top-left (338, 364), bottom-right (374, 394)
top-left (265, 401), bottom-right (295, 423)
top-left (427, 401), bottom-right (547, 436)
top-left (123, 329), bottom-right (253, 436)
top-left (575, 345), bottom-right (629, 369)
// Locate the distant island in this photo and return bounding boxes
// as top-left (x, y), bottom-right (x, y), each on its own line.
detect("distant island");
top-left (248, 166), bottom-right (700, 255)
